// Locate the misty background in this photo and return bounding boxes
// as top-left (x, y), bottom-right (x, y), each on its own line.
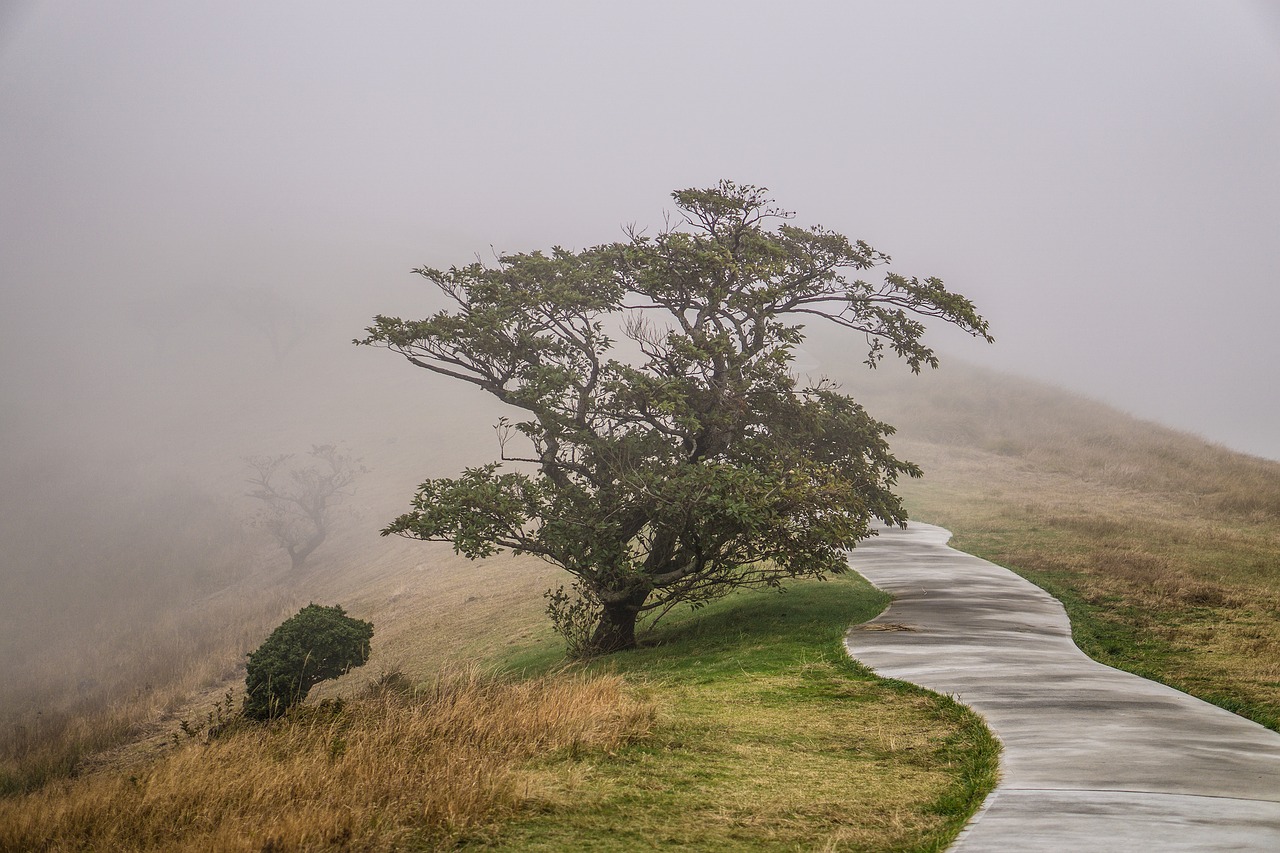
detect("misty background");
top-left (1, 2), bottom-right (1279, 694)
top-left (3, 1), bottom-right (1278, 469)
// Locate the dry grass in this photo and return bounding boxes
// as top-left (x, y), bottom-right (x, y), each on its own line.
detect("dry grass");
top-left (0, 438), bottom-right (566, 796)
top-left (0, 667), bottom-right (655, 852)
top-left (485, 573), bottom-right (998, 852)
top-left (835, 360), bottom-right (1280, 728)
top-left (0, 582), bottom-right (308, 796)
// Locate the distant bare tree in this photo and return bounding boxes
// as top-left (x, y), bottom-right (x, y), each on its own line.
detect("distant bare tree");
top-left (246, 445), bottom-right (365, 570)
top-left (220, 285), bottom-right (312, 365)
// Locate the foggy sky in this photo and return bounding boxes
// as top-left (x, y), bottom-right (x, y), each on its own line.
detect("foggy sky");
top-left (3, 1), bottom-right (1279, 461)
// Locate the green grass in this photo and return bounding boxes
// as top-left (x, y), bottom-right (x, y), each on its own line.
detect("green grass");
top-left (475, 573), bottom-right (999, 852)
top-left (0, 534), bottom-right (1001, 852)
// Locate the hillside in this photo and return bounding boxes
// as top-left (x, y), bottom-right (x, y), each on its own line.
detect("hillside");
top-left (2, 354), bottom-right (1276, 848)
top-left (839, 360), bottom-right (1280, 729)
top-left (0, 353), bottom-right (1000, 850)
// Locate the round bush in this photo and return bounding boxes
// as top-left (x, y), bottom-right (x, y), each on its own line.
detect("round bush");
top-left (244, 604), bottom-right (374, 720)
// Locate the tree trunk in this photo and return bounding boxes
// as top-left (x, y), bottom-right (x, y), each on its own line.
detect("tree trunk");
top-left (288, 528), bottom-right (326, 570)
top-left (588, 589), bottom-right (649, 654)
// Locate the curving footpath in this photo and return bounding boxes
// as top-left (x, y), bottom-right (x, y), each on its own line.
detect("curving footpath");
top-left (844, 522), bottom-right (1280, 851)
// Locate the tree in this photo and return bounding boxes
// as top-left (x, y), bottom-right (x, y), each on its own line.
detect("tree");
top-left (246, 445), bottom-right (364, 570)
top-left (218, 284), bottom-right (313, 365)
top-left (243, 603), bottom-right (374, 720)
top-left (357, 181), bottom-right (992, 655)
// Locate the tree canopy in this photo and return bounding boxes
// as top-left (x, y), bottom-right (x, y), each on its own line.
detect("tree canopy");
top-left (357, 181), bottom-right (991, 654)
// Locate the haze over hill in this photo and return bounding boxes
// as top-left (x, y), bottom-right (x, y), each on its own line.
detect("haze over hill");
top-left (3, 342), bottom-right (1273, 715)
top-left (2, 4), bottom-right (1279, 820)
top-left (3, 1), bottom-right (1279, 465)
top-left (4, 276), bottom-right (1279, 838)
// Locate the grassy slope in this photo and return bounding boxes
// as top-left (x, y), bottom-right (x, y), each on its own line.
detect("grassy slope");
top-left (0, 560), bottom-right (998, 852)
top-left (840, 361), bottom-right (1280, 731)
top-left (486, 574), bottom-right (997, 852)
top-left (0, 671), bottom-right (656, 852)
top-left (0, 397), bottom-right (1001, 853)
top-left (20, 355), bottom-right (1272, 849)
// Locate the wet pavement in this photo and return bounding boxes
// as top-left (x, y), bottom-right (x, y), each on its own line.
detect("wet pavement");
top-left (844, 522), bottom-right (1280, 851)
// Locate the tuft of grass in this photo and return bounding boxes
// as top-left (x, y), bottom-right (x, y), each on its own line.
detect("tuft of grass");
top-left (0, 667), bottom-right (655, 852)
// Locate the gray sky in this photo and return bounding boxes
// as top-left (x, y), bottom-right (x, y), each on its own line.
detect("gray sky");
top-left (3, 0), bottom-right (1279, 460)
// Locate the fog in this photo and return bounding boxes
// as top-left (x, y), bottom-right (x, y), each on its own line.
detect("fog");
top-left (1, 2), bottom-right (1278, 707)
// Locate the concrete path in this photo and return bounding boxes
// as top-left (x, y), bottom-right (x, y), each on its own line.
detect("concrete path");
top-left (844, 522), bottom-right (1280, 851)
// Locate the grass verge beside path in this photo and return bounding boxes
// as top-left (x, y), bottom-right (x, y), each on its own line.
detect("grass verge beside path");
top-left (485, 573), bottom-right (999, 852)
top-left (839, 363), bottom-right (1280, 737)
top-left (0, 567), bottom-right (999, 851)
top-left (905, 483), bottom-right (1280, 733)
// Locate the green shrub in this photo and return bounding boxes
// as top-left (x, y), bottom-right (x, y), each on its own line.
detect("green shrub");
top-left (244, 604), bottom-right (373, 720)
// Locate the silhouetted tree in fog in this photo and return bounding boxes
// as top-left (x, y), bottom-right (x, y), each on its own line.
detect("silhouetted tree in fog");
top-left (220, 285), bottom-right (312, 365)
top-left (246, 445), bottom-right (365, 570)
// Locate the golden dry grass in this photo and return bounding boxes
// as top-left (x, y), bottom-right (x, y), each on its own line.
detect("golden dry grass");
top-left (0, 667), bottom-right (655, 852)
top-left (0, 584), bottom-right (306, 795)
top-left (0, 471), bottom-right (560, 795)
top-left (836, 360), bottom-right (1280, 728)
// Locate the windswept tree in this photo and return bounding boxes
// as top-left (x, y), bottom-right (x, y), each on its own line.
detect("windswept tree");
top-left (358, 182), bottom-right (992, 655)
top-left (246, 445), bottom-right (365, 570)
